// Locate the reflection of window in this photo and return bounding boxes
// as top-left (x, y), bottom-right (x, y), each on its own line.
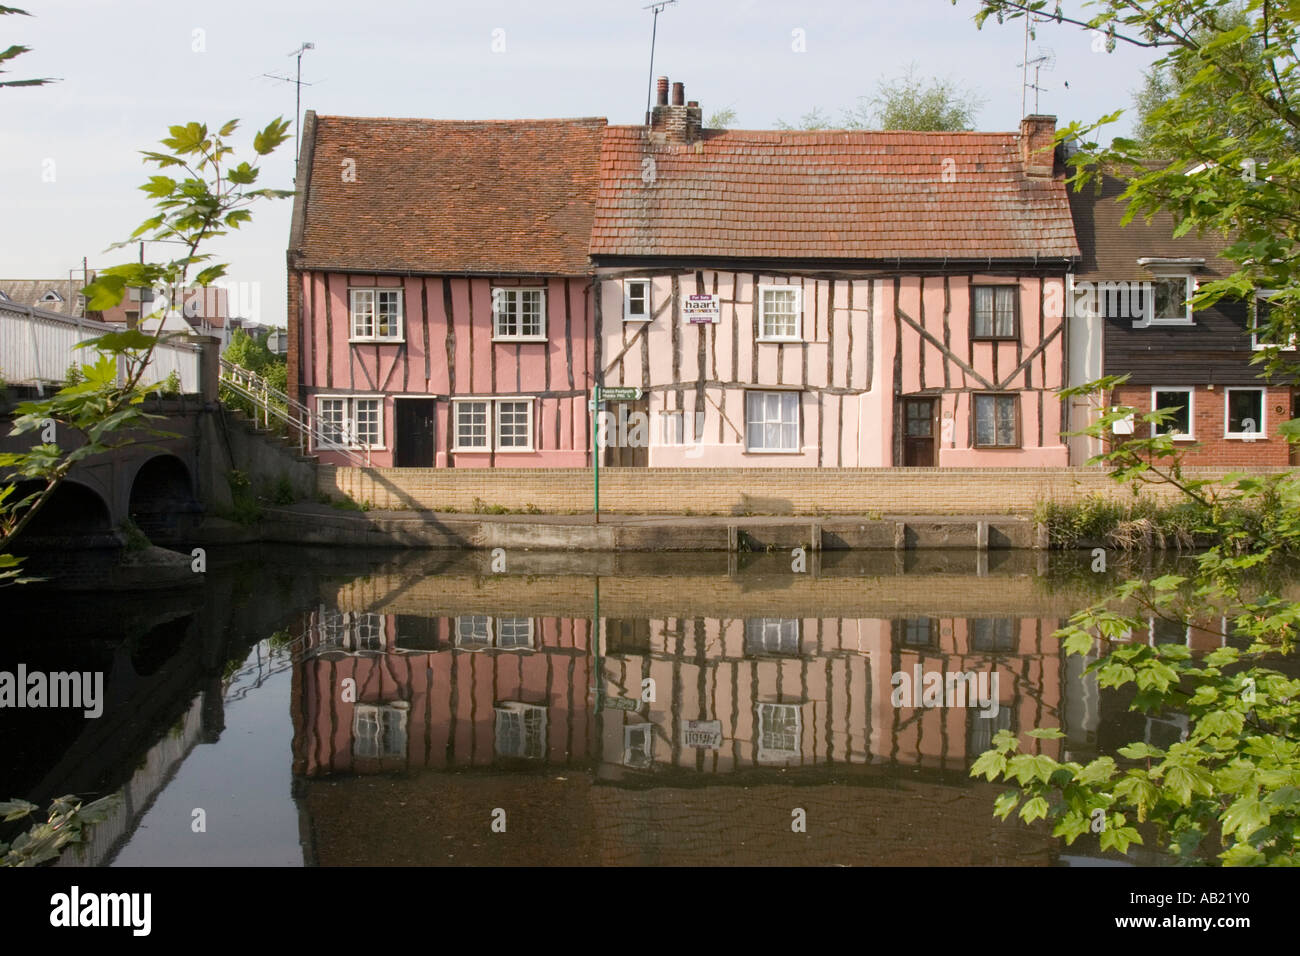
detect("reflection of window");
top-left (744, 618), bottom-right (800, 656)
top-left (1151, 388), bottom-right (1193, 440)
top-left (623, 724), bottom-right (654, 768)
top-left (970, 618), bottom-right (1016, 652)
top-left (606, 618), bottom-right (651, 656)
top-left (1146, 714), bottom-right (1188, 750)
top-left (353, 702), bottom-right (408, 758)
top-left (968, 706), bottom-right (1013, 755)
top-left (454, 616), bottom-right (534, 651)
top-left (496, 617), bottom-right (534, 649)
top-left (495, 702), bottom-right (547, 758)
top-left (315, 608), bottom-right (386, 653)
top-left (757, 703), bottom-right (801, 760)
top-left (1149, 616), bottom-right (1190, 645)
top-left (394, 615), bottom-right (440, 652)
top-left (892, 618), bottom-right (936, 649)
top-left (1225, 388), bottom-right (1264, 438)
top-left (1251, 293), bottom-right (1297, 349)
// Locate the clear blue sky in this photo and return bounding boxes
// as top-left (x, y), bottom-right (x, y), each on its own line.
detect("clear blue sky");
top-left (1, 0), bottom-right (1159, 329)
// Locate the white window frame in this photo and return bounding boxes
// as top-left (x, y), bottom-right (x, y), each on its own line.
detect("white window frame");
top-left (349, 288), bottom-right (405, 342)
top-left (1146, 615), bottom-right (1192, 647)
top-left (744, 618), bottom-right (801, 656)
top-left (453, 400), bottom-right (491, 452)
top-left (1143, 276), bottom-right (1195, 326)
top-left (352, 702), bottom-right (409, 758)
top-left (1224, 387), bottom-right (1266, 440)
top-left (745, 390), bottom-right (801, 453)
top-left (623, 278), bottom-right (652, 322)
top-left (455, 615), bottom-right (493, 650)
top-left (452, 397), bottom-right (535, 452)
top-left (492, 287), bottom-right (547, 341)
top-left (1150, 387), bottom-right (1195, 442)
top-left (1250, 291), bottom-right (1297, 350)
top-left (623, 723), bottom-right (654, 768)
top-left (494, 399), bottom-right (535, 452)
top-left (494, 701), bottom-right (547, 759)
top-left (494, 616), bottom-right (535, 650)
top-left (756, 702), bottom-right (801, 761)
top-left (314, 395), bottom-right (384, 450)
top-left (757, 285), bottom-right (803, 342)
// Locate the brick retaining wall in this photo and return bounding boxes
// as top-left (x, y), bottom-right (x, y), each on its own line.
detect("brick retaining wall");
top-left (318, 466), bottom-right (1273, 515)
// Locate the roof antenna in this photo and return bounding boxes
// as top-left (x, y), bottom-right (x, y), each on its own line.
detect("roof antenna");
top-left (263, 42), bottom-right (316, 172)
top-left (643, 1), bottom-right (678, 125)
top-left (1019, 46), bottom-right (1055, 114)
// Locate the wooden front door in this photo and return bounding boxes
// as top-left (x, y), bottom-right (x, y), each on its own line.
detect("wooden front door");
top-left (604, 398), bottom-right (649, 467)
top-left (903, 398), bottom-right (937, 467)
top-left (394, 399), bottom-right (436, 467)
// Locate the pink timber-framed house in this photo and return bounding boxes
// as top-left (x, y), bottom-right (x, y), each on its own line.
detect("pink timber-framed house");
top-left (590, 80), bottom-right (1081, 468)
top-left (287, 83), bottom-right (1082, 469)
top-left (286, 111), bottom-right (606, 467)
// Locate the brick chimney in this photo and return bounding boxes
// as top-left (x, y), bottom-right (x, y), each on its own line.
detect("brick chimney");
top-left (1020, 114), bottom-right (1057, 178)
top-left (650, 76), bottom-right (703, 144)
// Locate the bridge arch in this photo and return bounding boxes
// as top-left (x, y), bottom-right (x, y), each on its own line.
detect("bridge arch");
top-left (10, 479), bottom-right (113, 537)
top-left (128, 454), bottom-right (199, 540)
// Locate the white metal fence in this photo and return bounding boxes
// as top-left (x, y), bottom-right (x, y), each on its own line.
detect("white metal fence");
top-left (0, 300), bottom-right (201, 394)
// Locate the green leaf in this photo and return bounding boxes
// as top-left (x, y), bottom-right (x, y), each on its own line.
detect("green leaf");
top-left (1019, 796), bottom-right (1049, 823)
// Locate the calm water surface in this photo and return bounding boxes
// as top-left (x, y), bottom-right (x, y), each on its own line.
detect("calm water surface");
top-left (0, 546), bottom-right (1249, 866)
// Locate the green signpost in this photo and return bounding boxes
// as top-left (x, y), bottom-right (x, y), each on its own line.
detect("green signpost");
top-left (590, 385), bottom-right (643, 522)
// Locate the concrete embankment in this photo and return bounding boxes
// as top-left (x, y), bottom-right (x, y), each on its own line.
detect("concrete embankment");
top-left (194, 503), bottom-right (1045, 552)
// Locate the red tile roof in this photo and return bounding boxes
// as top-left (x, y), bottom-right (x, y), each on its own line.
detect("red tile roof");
top-left (291, 113), bottom-right (607, 275)
top-left (590, 127), bottom-right (1080, 261)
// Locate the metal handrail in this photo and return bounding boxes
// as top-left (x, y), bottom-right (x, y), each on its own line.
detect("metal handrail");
top-left (218, 358), bottom-right (370, 466)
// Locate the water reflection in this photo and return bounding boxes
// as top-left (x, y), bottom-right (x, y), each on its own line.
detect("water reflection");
top-left (2, 547), bottom-right (1251, 866)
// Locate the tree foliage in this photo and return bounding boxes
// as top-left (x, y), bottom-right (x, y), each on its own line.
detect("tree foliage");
top-left (778, 64), bottom-right (985, 130)
top-left (0, 5), bottom-right (54, 89)
top-left (0, 118), bottom-right (292, 584)
top-left (964, 0), bottom-right (1300, 865)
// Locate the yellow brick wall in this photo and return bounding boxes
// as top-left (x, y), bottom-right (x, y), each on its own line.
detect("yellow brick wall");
top-left (317, 466), bottom-right (1265, 515)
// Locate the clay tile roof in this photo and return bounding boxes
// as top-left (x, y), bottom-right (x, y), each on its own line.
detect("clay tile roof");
top-left (292, 113), bottom-right (607, 275)
top-left (590, 126), bottom-right (1080, 261)
top-left (1068, 169), bottom-right (1238, 281)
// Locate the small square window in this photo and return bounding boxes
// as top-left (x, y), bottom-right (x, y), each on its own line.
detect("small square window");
top-left (756, 703), bottom-right (801, 761)
top-left (1152, 388), bottom-right (1194, 440)
top-left (973, 394), bottom-right (1019, 448)
top-left (350, 288), bottom-right (403, 341)
top-left (495, 702), bottom-right (547, 759)
top-left (493, 288), bottom-right (546, 340)
top-left (1225, 388), bottom-right (1265, 438)
top-left (745, 391), bottom-right (800, 452)
top-left (315, 396), bottom-right (383, 450)
top-left (758, 286), bottom-right (802, 341)
top-left (1250, 293), bottom-right (1297, 350)
top-left (455, 615), bottom-right (492, 649)
top-left (623, 724), bottom-right (654, 768)
top-left (972, 286), bottom-right (1018, 339)
top-left (744, 618), bottom-right (801, 656)
top-left (970, 618), bottom-right (1016, 652)
top-left (661, 410), bottom-right (685, 445)
top-left (893, 618), bottom-right (936, 649)
top-left (353, 703), bottom-right (408, 758)
top-left (454, 401), bottom-right (490, 451)
top-left (495, 400), bottom-right (533, 451)
top-left (624, 279), bottom-right (651, 321)
top-left (1148, 277), bottom-right (1193, 324)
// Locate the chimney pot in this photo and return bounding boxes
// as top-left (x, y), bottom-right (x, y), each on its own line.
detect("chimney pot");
top-left (672, 82), bottom-right (685, 106)
top-left (656, 76), bottom-right (669, 106)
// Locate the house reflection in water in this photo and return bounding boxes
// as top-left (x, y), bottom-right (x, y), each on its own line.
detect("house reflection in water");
top-left (286, 559), bottom-right (1093, 865)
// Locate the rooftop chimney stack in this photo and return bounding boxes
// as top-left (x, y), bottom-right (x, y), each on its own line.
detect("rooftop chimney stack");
top-left (1021, 114), bottom-right (1057, 178)
top-left (650, 77), bottom-right (704, 145)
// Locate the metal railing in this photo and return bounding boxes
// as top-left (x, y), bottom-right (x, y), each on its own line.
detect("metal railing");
top-left (217, 357), bottom-right (369, 466)
top-left (0, 300), bottom-right (201, 395)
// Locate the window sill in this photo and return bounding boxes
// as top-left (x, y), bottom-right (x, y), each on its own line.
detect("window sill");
top-left (624, 317), bottom-right (651, 323)
top-left (492, 335), bottom-right (548, 343)
top-left (970, 336), bottom-right (1020, 343)
top-left (744, 449), bottom-right (805, 455)
top-left (452, 447), bottom-right (490, 453)
top-left (756, 337), bottom-right (804, 345)
top-left (349, 337), bottom-right (405, 345)
top-left (1225, 435), bottom-right (1270, 441)
top-left (971, 445), bottom-right (1022, 450)
top-left (1133, 318), bottom-right (1195, 328)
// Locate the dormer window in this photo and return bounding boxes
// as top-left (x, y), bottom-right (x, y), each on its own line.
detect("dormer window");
top-left (41, 290), bottom-right (64, 304)
top-left (1149, 276), bottom-right (1193, 324)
